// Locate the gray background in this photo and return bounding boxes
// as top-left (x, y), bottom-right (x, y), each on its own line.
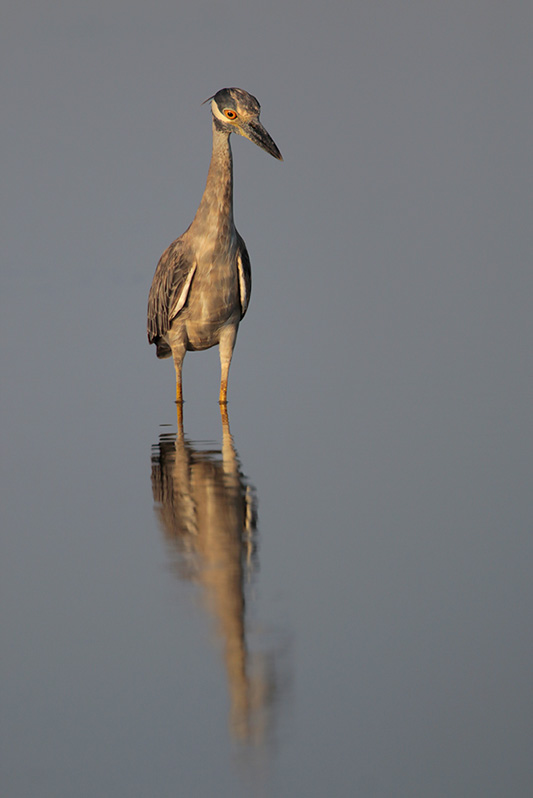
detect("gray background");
top-left (2, 2), bottom-right (532, 796)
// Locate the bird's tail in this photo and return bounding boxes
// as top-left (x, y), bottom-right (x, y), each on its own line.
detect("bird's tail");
top-left (155, 339), bottom-right (172, 359)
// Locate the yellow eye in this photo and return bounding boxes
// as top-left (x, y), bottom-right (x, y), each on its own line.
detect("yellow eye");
top-left (224, 109), bottom-right (237, 120)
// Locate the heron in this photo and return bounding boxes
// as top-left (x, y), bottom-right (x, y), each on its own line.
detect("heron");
top-left (147, 87), bottom-right (282, 405)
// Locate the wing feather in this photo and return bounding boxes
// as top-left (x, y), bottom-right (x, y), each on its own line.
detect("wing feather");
top-left (236, 233), bottom-right (252, 319)
top-left (147, 238), bottom-right (195, 345)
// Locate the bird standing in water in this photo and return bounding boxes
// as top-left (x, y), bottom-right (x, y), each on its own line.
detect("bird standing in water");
top-left (147, 88), bottom-right (282, 404)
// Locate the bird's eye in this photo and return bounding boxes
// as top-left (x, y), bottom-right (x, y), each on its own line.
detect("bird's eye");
top-left (224, 109), bottom-right (237, 120)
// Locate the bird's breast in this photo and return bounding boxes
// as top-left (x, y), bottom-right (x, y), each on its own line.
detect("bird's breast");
top-left (182, 238), bottom-right (241, 350)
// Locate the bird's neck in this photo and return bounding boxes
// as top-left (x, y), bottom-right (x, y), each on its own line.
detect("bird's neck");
top-left (192, 122), bottom-right (234, 232)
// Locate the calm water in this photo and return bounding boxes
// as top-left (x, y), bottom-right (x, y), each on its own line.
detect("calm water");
top-left (2, 283), bottom-right (532, 796)
top-left (2, 3), bottom-right (533, 796)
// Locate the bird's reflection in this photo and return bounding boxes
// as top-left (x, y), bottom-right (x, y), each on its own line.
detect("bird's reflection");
top-left (151, 406), bottom-right (278, 745)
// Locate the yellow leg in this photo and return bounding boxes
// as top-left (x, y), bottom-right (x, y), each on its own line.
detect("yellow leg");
top-left (175, 376), bottom-right (183, 404)
top-left (218, 326), bottom-right (237, 406)
top-left (219, 378), bottom-right (228, 405)
top-left (169, 329), bottom-right (186, 405)
top-left (172, 350), bottom-right (184, 404)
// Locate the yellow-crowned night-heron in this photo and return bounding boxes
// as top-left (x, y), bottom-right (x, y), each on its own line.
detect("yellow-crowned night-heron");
top-left (147, 88), bottom-right (282, 404)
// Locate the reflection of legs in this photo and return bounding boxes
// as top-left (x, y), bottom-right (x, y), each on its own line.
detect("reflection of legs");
top-left (219, 325), bottom-right (237, 405)
top-left (176, 400), bottom-right (184, 437)
top-left (219, 402), bottom-right (229, 429)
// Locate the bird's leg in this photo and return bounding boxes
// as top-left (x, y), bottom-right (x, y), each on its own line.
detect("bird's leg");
top-left (175, 370), bottom-right (183, 404)
top-left (169, 334), bottom-right (187, 405)
top-left (218, 326), bottom-right (237, 405)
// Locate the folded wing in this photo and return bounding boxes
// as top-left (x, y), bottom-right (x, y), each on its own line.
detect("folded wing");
top-left (147, 239), bottom-right (196, 355)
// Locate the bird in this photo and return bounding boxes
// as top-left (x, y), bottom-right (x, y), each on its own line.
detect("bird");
top-left (147, 87), bottom-right (282, 405)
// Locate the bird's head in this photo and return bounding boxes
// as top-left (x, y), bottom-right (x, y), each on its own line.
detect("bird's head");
top-left (205, 87), bottom-right (283, 161)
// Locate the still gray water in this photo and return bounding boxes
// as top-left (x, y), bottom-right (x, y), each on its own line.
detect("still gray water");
top-left (2, 2), bottom-right (533, 796)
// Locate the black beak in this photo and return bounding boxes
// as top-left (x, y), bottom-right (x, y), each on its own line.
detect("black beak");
top-left (241, 120), bottom-right (283, 161)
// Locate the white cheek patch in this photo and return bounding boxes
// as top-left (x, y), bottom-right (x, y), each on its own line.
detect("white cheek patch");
top-left (211, 100), bottom-right (229, 122)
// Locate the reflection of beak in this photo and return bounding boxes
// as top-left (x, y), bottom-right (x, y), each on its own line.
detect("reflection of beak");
top-left (239, 120), bottom-right (283, 160)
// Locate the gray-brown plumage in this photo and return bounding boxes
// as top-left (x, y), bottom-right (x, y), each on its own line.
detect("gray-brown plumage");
top-left (147, 88), bottom-right (282, 404)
